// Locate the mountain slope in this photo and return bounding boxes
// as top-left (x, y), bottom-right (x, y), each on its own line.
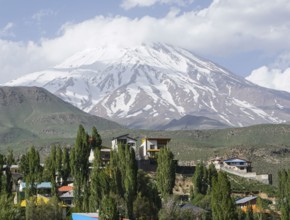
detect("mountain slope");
top-left (160, 115), bottom-right (228, 130)
top-left (4, 43), bottom-right (290, 129)
top-left (0, 86), bottom-right (123, 147)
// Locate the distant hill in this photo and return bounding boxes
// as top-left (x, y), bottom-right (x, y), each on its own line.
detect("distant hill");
top-left (159, 115), bottom-right (228, 130)
top-left (0, 86), bottom-right (123, 151)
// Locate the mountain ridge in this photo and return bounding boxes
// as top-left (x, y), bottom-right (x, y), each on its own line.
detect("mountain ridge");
top-left (4, 43), bottom-right (290, 129)
top-left (0, 86), bottom-right (123, 149)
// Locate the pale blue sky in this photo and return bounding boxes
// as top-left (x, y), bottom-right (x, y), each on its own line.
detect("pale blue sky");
top-left (0, 0), bottom-right (290, 92)
top-left (0, 0), bottom-right (211, 41)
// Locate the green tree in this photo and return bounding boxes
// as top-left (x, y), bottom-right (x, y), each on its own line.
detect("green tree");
top-left (207, 163), bottom-right (218, 191)
top-left (278, 169), bottom-right (290, 220)
top-left (133, 193), bottom-right (155, 220)
top-left (61, 147), bottom-right (70, 186)
top-left (6, 149), bottom-right (15, 166)
top-left (89, 148), bottom-right (105, 212)
top-left (25, 195), bottom-right (63, 220)
top-left (192, 163), bottom-right (208, 195)
top-left (3, 165), bottom-right (13, 196)
top-left (124, 145), bottom-right (138, 219)
top-left (158, 195), bottom-right (202, 220)
top-left (43, 145), bottom-right (57, 196)
top-left (135, 170), bottom-right (161, 217)
top-left (55, 146), bottom-right (62, 185)
top-left (156, 147), bottom-right (176, 198)
top-left (24, 146), bottom-right (42, 198)
top-left (100, 196), bottom-right (118, 220)
top-left (0, 194), bottom-right (22, 220)
top-left (211, 172), bottom-right (236, 220)
top-left (90, 126), bottom-right (102, 150)
top-left (109, 150), bottom-right (122, 196)
top-left (70, 125), bottom-right (90, 211)
top-left (0, 154), bottom-right (4, 194)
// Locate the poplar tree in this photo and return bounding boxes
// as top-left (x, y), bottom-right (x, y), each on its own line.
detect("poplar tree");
top-left (44, 145), bottom-right (57, 196)
top-left (89, 148), bottom-right (102, 212)
top-left (70, 125), bottom-right (90, 211)
top-left (108, 144), bottom-right (138, 219)
top-left (0, 154), bottom-right (4, 194)
top-left (211, 172), bottom-right (236, 220)
top-left (6, 149), bottom-right (15, 166)
top-left (90, 126), bottom-right (102, 150)
top-left (109, 150), bottom-right (124, 197)
top-left (100, 196), bottom-right (118, 220)
top-left (156, 147), bottom-right (176, 198)
top-left (207, 163), bottom-right (218, 191)
top-left (192, 163), bottom-right (208, 195)
top-left (55, 146), bottom-right (62, 185)
top-left (278, 169), bottom-right (290, 220)
top-left (134, 170), bottom-right (161, 219)
top-left (124, 145), bottom-right (138, 219)
top-left (61, 148), bottom-right (70, 186)
top-left (25, 146), bottom-right (41, 198)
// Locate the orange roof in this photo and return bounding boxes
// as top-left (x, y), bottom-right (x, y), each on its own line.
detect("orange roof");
top-left (58, 185), bottom-right (73, 192)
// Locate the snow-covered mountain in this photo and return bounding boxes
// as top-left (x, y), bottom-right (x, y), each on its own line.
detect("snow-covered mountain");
top-left (4, 43), bottom-right (290, 129)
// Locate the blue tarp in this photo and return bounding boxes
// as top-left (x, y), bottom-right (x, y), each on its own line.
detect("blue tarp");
top-left (72, 213), bottom-right (99, 220)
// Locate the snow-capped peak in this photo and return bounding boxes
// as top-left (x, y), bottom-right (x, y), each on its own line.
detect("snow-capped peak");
top-left (4, 43), bottom-right (290, 129)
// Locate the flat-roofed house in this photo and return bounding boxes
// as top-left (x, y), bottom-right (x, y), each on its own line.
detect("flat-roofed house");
top-left (140, 137), bottom-right (171, 159)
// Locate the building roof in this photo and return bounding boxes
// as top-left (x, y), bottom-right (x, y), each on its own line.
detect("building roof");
top-left (144, 137), bottom-right (171, 141)
top-left (224, 158), bottom-right (250, 163)
top-left (59, 185), bottom-right (73, 192)
top-left (21, 182), bottom-right (52, 189)
top-left (60, 190), bottom-right (74, 198)
top-left (112, 134), bottom-right (137, 141)
top-left (37, 182), bottom-right (52, 189)
top-left (235, 196), bottom-right (257, 205)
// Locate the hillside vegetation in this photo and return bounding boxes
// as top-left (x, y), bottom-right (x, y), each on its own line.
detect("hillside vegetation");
top-left (0, 86), bottom-right (123, 151)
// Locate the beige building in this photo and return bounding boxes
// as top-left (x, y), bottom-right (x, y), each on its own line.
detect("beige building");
top-left (139, 137), bottom-right (171, 159)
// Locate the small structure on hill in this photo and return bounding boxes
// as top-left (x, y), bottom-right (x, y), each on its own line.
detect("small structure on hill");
top-left (209, 156), bottom-right (272, 184)
top-left (223, 158), bottom-right (252, 173)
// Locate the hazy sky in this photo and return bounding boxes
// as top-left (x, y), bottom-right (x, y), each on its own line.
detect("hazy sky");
top-left (0, 0), bottom-right (290, 92)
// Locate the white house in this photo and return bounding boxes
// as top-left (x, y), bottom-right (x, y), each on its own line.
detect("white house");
top-left (139, 137), bottom-right (171, 159)
top-left (88, 148), bottom-right (111, 165)
top-left (111, 134), bottom-right (137, 151)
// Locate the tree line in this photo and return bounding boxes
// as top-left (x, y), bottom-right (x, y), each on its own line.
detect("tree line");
top-left (0, 124), bottom-right (288, 219)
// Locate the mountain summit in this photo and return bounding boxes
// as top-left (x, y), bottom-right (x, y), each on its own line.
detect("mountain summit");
top-left (5, 43), bottom-right (290, 129)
